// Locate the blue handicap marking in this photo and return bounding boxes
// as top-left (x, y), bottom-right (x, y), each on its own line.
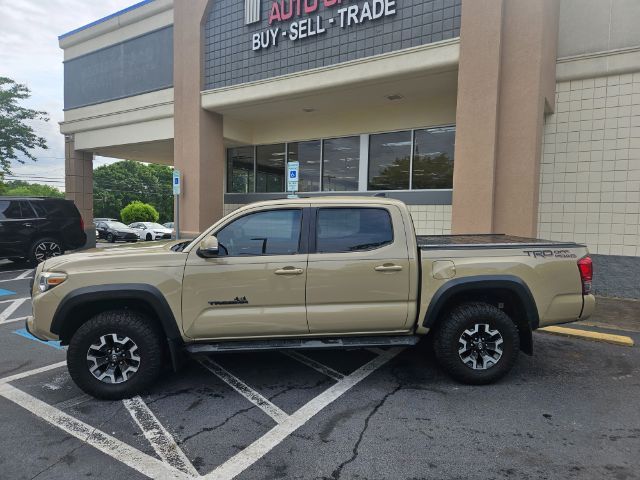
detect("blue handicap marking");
top-left (290, 171), bottom-right (297, 179)
top-left (13, 329), bottom-right (65, 350)
top-left (0, 289), bottom-right (16, 297)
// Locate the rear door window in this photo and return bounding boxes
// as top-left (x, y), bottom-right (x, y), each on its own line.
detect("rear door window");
top-left (316, 208), bottom-right (393, 253)
top-left (32, 200), bottom-right (79, 218)
top-left (0, 200), bottom-right (32, 220)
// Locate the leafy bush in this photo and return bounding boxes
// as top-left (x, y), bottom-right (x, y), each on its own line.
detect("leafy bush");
top-left (120, 201), bottom-right (159, 224)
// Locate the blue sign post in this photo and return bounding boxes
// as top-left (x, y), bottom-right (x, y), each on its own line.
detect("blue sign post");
top-left (172, 170), bottom-right (181, 239)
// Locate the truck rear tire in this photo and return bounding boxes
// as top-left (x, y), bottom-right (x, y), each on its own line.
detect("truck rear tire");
top-left (67, 310), bottom-right (165, 400)
top-left (433, 302), bottom-right (519, 385)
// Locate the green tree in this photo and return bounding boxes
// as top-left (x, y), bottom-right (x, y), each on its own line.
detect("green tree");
top-left (1, 180), bottom-right (63, 198)
top-left (120, 201), bottom-right (160, 224)
top-left (0, 77), bottom-right (49, 176)
top-left (94, 160), bottom-right (173, 223)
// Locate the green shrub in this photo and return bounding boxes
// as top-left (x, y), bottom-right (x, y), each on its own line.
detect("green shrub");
top-left (120, 201), bottom-right (159, 224)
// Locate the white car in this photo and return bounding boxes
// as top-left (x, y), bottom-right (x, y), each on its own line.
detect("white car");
top-left (127, 222), bottom-right (173, 241)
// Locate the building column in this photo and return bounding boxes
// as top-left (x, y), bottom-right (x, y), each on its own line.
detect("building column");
top-left (65, 136), bottom-right (95, 248)
top-left (452, 0), bottom-right (560, 237)
top-left (173, 0), bottom-right (224, 238)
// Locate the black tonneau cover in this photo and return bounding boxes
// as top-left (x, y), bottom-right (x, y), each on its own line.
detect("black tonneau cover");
top-left (417, 234), bottom-right (583, 250)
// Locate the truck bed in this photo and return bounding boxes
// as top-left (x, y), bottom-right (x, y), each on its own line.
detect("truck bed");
top-left (417, 234), bottom-right (584, 250)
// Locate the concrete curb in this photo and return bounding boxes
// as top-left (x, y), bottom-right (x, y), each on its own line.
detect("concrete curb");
top-left (539, 326), bottom-right (635, 347)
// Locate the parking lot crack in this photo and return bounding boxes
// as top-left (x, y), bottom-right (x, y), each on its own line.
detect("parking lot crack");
top-left (328, 384), bottom-right (402, 480)
top-left (180, 405), bottom-right (258, 444)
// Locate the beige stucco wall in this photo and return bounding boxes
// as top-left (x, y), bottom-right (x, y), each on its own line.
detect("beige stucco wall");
top-left (452, 0), bottom-right (560, 238)
top-left (538, 72), bottom-right (640, 256)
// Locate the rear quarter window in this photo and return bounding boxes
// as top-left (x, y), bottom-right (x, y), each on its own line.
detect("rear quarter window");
top-left (316, 208), bottom-right (393, 253)
top-left (32, 200), bottom-right (80, 218)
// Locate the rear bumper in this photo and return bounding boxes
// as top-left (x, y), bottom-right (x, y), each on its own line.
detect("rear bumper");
top-left (580, 294), bottom-right (596, 320)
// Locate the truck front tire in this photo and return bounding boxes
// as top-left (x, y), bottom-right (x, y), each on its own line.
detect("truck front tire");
top-left (67, 310), bottom-right (164, 400)
top-left (433, 302), bottom-right (519, 385)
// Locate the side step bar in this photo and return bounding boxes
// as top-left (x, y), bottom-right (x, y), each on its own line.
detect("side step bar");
top-left (185, 335), bottom-right (420, 354)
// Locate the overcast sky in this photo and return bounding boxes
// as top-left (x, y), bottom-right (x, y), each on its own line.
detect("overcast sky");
top-left (0, 0), bottom-right (136, 189)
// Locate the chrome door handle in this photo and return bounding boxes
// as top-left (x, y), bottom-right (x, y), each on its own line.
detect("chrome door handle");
top-left (22, 223), bottom-right (33, 228)
top-left (375, 264), bottom-right (403, 272)
top-left (275, 267), bottom-right (304, 275)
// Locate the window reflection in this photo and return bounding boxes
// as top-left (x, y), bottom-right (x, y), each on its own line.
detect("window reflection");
top-left (256, 144), bottom-right (286, 192)
top-left (412, 127), bottom-right (455, 189)
top-left (225, 127), bottom-right (455, 194)
top-left (368, 131), bottom-right (412, 190)
top-left (288, 141), bottom-right (321, 192)
top-left (322, 137), bottom-right (360, 192)
top-left (227, 147), bottom-right (254, 193)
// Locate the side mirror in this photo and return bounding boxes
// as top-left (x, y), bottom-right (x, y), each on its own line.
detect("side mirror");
top-left (197, 236), bottom-right (219, 258)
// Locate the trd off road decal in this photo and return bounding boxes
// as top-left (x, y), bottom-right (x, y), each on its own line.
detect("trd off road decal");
top-left (523, 250), bottom-right (577, 259)
top-left (209, 296), bottom-right (250, 306)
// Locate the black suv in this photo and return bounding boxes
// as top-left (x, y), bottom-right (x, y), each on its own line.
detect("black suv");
top-left (0, 197), bottom-right (87, 264)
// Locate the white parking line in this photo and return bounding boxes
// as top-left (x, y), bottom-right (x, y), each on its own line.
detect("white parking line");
top-left (199, 358), bottom-right (289, 424)
top-left (0, 361), bottom-right (67, 385)
top-left (207, 348), bottom-right (403, 480)
top-left (0, 269), bottom-right (30, 275)
top-left (0, 297), bottom-right (29, 305)
top-left (0, 298), bottom-right (28, 323)
top-left (0, 276), bottom-right (33, 283)
top-left (0, 383), bottom-right (191, 480)
top-left (0, 349), bottom-right (402, 480)
top-left (282, 351), bottom-right (345, 381)
top-left (0, 315), bottom-right (29, 326)
top-left (367, 347), bottom-right (386, 356)
top-left (123, 396), bottom-right (200, 477)
top-left (14, 270), bottom-right (33, 280)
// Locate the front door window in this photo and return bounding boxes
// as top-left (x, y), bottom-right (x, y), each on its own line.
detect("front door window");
top-left (215, 209), bottom-right (302, 257)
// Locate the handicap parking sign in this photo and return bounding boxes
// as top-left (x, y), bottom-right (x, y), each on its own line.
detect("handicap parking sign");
top-left (287, 162), bottom-right (299, 192)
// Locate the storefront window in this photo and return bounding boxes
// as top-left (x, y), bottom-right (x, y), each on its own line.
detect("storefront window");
top-left (226, 126), bottom-right (455, 194)
top-left (368, 131), bottom-right (412, 190)
top-left (256, 144), bottom-right (286, 192)
top-left (322, 137), bottom-right (360, 192)
top-left (227, 147), bottom-right (255, 193)
top-left (412, 126), bottom-right (455, 189)
top-left (287, 141), bottom-right (321, 192)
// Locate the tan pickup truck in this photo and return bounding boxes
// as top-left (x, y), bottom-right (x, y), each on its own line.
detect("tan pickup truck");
top-left (27, 197), bottom-right (595, 399)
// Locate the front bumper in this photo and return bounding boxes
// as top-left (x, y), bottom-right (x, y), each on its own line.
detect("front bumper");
top-left (117, 233), bottom-right (138, 241)
top-left (25, 316), bottom-right (52, 342)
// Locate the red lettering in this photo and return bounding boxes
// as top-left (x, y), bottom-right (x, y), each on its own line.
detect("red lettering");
top-left (304, 0), bottom-right (319, 14)
top-left (268, 2), bottom-right (281, 24)
top-left (281, 0), bottom-right (294, 21)
top-left (323, 0), bottom-right (339, 6)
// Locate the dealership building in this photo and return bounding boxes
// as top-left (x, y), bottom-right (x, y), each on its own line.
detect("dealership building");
top-left (60, 0), bottom-right (640, 296)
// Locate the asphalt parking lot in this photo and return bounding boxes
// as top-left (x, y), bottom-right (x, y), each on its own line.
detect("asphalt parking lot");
top-left (0, 261), bottom-right (639, 480)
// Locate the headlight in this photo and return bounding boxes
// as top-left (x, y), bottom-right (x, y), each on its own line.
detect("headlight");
top-left (38, 272), bottom-right (67, 293)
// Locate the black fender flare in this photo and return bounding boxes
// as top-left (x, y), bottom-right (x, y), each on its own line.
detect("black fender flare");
top-left (50, 284), bottom-right (186, 369)
top-left (422, 275), bottom-right (539, 353)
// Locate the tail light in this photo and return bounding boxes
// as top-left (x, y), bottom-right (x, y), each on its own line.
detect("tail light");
top-left (80, 217), bottom-right (85, 232)
top-left (577, 256), bottom-right (593, 295)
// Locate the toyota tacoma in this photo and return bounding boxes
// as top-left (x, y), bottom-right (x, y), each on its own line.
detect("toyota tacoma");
top-left (27, 197), bottom-right (595, 399)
